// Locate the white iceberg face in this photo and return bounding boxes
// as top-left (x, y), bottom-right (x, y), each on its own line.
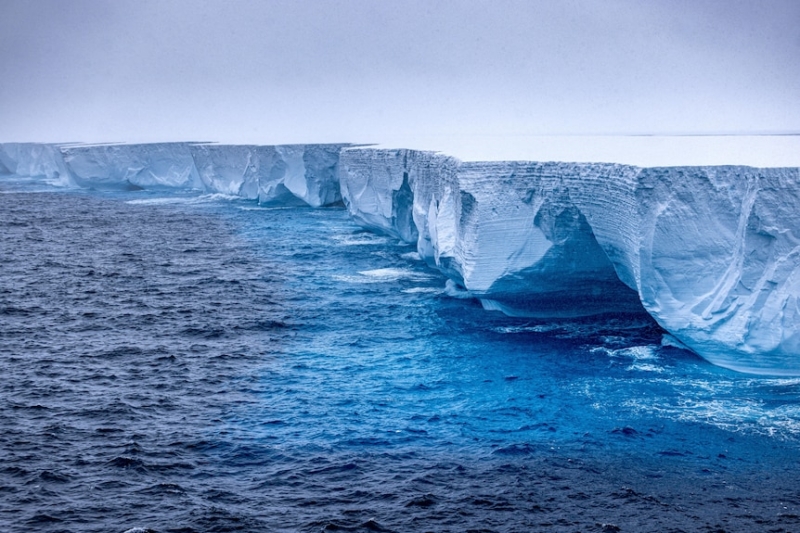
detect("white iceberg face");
top-left (0, 143), bottom-right (74, 187)
top-left (449, 162), bottom-right (646, 317)
top-left (339, 151), bottom-right (646, 317)
top-left (190, 144), bottom-right (272, 198)
top-left (57, 142), bottom-right (346, 205)
top-left (582, 166), bottom-right (800, 375)
top-left (62, 143), bottom-right (202, 190)
top-left (256, 144), bottom-right (346, 207)
top-left (338, 148), bottom-right (419, 242)
top-left (298, 144), bottom-right (347, 207)
top-left (339, 148), bottom-right (800, 375)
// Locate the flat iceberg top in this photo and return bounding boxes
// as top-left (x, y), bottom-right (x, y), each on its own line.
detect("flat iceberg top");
top-left (360, 134), bottom-right (800, 168)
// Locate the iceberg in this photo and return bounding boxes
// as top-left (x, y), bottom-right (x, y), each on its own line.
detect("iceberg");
top-left (2, 140), bottom-right (798, 375)
top-left (0, 143), bottom-right (74, 187)
top-left (189, 143), bottom-right (346, 206)
top-left (338, 148), bottom-right (800, 375)
top-left (62, 142), bottom-right (202, 190)
top-left (339, 148), bottom-right (427, 243)
top-left (339, 152), bottom-right (644, 316)
top-left (262, 144), bottom-right (346, 207)
top-left (190, 143), bottom-right (271, 199)
top-left (9, 142), bottom-right (349, 205)
top-left (580, 165), bottom-right (800, 375)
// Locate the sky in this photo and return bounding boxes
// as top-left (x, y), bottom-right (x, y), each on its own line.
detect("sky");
top-left (1, 0), bottom-right (798, 162)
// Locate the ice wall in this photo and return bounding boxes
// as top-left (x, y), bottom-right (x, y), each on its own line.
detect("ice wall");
top-left (2, 141), bottom-right (798, 374)
top-left (62, 143), bottom-right (202, 190)
top-left (269, 144), bottom-right (345, 207)
top-left (340, 149), bottom-right (430, 242)
top-left (0, 143), bottom-right (73, 187)
top-left (578, 166), bottom-right (800, 375)
top-left (6, 142), bottom-right (347, 206)
top-left (338, 148), bottom-right (800, 375)
top-left (339, 151), bottom-right (644, 316)
top-left (190, 144), bottom-right (272, 199)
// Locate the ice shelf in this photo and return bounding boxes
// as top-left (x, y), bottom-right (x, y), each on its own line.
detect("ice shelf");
top-left (3, 141), bottom-right (798, 375)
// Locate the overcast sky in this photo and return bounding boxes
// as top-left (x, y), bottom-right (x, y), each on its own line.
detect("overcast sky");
top-left (1, 0), bottom-right (798, 147)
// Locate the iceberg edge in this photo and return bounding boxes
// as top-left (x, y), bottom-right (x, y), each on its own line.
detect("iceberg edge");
top-left (2, 141), bottom-right (798, 376)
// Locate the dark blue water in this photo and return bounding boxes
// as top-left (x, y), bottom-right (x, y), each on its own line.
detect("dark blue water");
top-left (2, 188), bottom-right (800, 532)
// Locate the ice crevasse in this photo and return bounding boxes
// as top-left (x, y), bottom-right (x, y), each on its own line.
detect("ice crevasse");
top-left (1, 142), bottom-right (798, 375)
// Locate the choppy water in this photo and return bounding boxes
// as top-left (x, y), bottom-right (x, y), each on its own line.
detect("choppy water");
top-left (1, 188), bottom-right (800, 532)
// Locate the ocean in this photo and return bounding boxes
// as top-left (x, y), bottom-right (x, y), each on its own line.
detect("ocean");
top-left (1, 188), bottom-right (799, 532)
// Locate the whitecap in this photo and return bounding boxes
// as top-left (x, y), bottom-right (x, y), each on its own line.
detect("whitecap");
top-left (626, 363), bottom-right (664, 373)
top-left (126, 193), bottom-right (245, 206)
top-left (237, 205), bottom-right (298, 211)
top-left (360, 268), bottom-right (433, 281)
top-left (332, 268), bottom-right (433, 284)
top-left (401, 287), bottom-right (441, 294)
top-left (401, 251), bottom-right (422, 261)
top-left (443, 279), bottom-right (474, 299)
top-left (125, 197), bottom-right (194, 205)
top-left (611, 345), bottom-right (659, 361)
top-left (493, 325), bottom-right (561, 334)
top-left (330, 233), bottom-right (391, 246)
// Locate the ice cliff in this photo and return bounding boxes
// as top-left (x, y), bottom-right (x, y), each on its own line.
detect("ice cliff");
top-left (2, 142), bottom-right (798, 375)
top-left (189, 143), bottom-right (345, 206)
top-left (0, 143), bottom-right (73, 187)
top-left (61, 143), bottom-right (202, 190)
top-left (338, 148), bottom-right (800, 376)
top-left (54, 142), bottom-right (346, 205)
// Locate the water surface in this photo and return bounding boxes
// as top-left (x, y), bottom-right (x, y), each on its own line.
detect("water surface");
top-left (1, 189), bottom-right (799, 532)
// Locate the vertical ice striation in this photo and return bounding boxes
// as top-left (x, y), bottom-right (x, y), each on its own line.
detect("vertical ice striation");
top-left (337, 148), bottom-right (460, 250)
top-left (338, 151), bottom-right (645, 316)
top-left (299, 144), bottom-right (347, 207)
top-left (574, 166), bottom-right (800, 375)
top-left (0, 143), bottom-right (74, 187)
top-left (452, 162), bottom-right (645, 317)
top-left (61, 143), bottom-right (202, 190)
top-left (338, 148), bottom-right (800, 374)
top-left (189, 143), bottom-right (346, 206)
top-left (56, 142), bottom-right (347, 205)
top-left (190, 144), bottom-right (272, 198)
top-left (338, 148), bottom-right (419, 242)
top-left (260, 144), bottom-right (346, 207)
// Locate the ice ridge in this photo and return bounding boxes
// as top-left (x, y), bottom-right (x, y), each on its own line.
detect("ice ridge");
top-left (2, 142), bottom-right (798, 376)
